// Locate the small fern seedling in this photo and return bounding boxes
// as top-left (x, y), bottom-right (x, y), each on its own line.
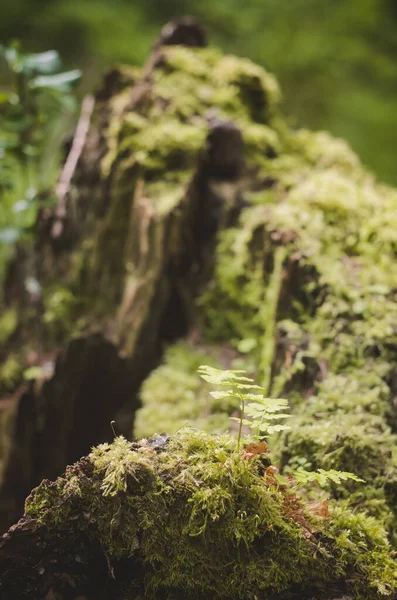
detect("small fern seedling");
top-left (293, 468), bottom-right (364, 487)
top-left (198, 365), bottom-right (291, 450)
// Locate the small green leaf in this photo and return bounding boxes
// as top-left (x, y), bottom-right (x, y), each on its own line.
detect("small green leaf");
top-left (24, 366), bottom-right (42, 380)
top-left (294, 468), bottom-right (364, 488)
top-left (32, 69), bottom-right (81, 90)
top-left (209, 390), bottom-right (237, 400)
top-left (236, 338), bottom-right (257, 353)
top-left (267, 424), bottom-right (291, 434)
top-left (0, 92), bottom-right (11, 103)
top-left (23, 50), bottom-right (60, 74)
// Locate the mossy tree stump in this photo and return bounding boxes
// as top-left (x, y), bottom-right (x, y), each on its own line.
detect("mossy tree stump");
top-left (0, 18), bottom-right (250, 530)
top-left (0, 16), bottom-right (397, 599)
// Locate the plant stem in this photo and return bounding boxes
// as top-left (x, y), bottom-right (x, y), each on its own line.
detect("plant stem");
top-left (237, 390), bottom-right (245, 451)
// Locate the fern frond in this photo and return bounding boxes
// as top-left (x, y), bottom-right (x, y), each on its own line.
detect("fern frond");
top-left (198, 366), bottom-right (255, 386)
top-left (294, 468), bottom-right (365, 488)
top-left (198, 365), bottom-right (291, 447)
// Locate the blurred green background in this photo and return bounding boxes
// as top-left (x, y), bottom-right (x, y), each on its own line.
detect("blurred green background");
top-left (1, 0), bottom-right (397, 184)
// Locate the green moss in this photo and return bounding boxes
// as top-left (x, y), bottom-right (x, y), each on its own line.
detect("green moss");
top-left (0, 355), bottom-right (23, 393)
top-left (281, 412), bottom-right (396, 483)
top-left (25, 431), bottom-right (397, 599)
top-left (278, 370), bottom-right (397, 540)
top-left (124, 119), bottom-right (207, 172)
top-left (101, 45), bottom-right (282, 186)
top-left (0, 308), bottom-right (18, 345)
top-left (43, 286), bottom-right (86, 341)
top-left (190, 45), bottom-right (397, 538)
top-left (8, 40), bottom-right (397, 575)
top-left (134, 342), bottom-right (239, 438)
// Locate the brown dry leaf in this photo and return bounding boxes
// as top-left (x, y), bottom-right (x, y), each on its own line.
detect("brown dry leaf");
top-left (242, 441), bottom-right (270, 461)
top-left (308, 500), bottom-right (330, 519)
top-left (241, 451), bottom-right (256, 461)
top-left (263, 465), bottom-right (279, 484)
top-left (244, 441), bottom-right (269, 456)
top-left (283, 494), bottom-right (316, 539)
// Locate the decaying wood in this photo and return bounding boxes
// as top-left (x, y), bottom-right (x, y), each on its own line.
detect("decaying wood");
top-left (0, 18), bottom-right (242, 533)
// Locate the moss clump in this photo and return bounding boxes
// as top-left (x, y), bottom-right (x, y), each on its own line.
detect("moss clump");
top-left (0, 308), bottom-right (18, 346)
top-left (134, 342), bottom-right (240, 438)
top-left (43, 286), bottom-right (87, 341)
top-left (94, 42), bottom-right (397, 551)
top-left (3, 37), bottom-right (396, 587)
top-left (193, 46), bottom-right (397, 539)
top-left (102, 45), bottom-right (282, 183)
top-left (279, 371), bottom-right (397, 540)
top-left (0, 355), bottom-right (23, 394)
top-left (25, 431), bottom-right (397, 599)
top-left (281, 412), bottom-right (396, 494)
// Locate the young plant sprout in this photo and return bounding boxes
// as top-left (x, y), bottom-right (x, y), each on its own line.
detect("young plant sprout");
top-left (198, 365), bottom-right (364, 489)
top-left (198, 365), bottom-right (291, 450)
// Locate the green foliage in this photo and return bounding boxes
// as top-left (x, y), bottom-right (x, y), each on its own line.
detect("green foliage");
top-left (198, 365), bottom-right (290, 450)
top-left (187, 43), bottom-right (397, 532)
top-left (0, 43), bottom-right (80, 287)
top-left (0, 308), bottom-right (17, 345)
top-left (0, 356), bottom-right (22, 393)
top-left (0, 25), bottom-right (394, 585)
top-left (294, 468), bottom-right (364, 488)
top-left (2, 0), bottom-right (397, 185)
top-left (198, 365), bottom-right (364, 495)
top-left (0, 44), bottom-right (80, 162)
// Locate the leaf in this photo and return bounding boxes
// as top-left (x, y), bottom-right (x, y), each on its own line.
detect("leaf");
top-left (244, 441), bottom-right (269, 455)
top-left (23, 50), bottom-right (61, 74)
top-left (0, 92), bottom-right (11, 103)
top-left (267, 424), bottom-right (291, 434)
top-left (209, 390), bottom-right (238, 400)
top-left (198, 365), bottom-right (248, 382)
top-left (247, 412), bottom-right (291, 421)
top-left (245, 399), bottom-right (288, 411)
top-left (23, 366), bottom-right (42, 380)
top-left (4, 46), bottom-right (19, 69)
top-left (0, 227), bottom-right (21, 244)
top-left (32, 69), bottom-right (81, 90)
top-left (236, 338), bottom-right (257, 353)
top-left (241, 441), bottom-right (269, 460)
top-left (13, 200), bottom-right (30, 213)
top-left (294, 468), bottom-right (364, 488)
top-left (231, 384), bottom-right (264, 390)
top-left (317, 468), bottom-right (365, 484)
top-left (256, 422), bottom-right (270, 432)
top-left (264, 465), bottom-right (279, 483)
top-left (238, 396), bottom-right (267, 404)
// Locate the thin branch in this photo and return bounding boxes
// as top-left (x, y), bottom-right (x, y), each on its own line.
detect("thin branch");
top-left (52, 94), bottom-right (95, 238)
